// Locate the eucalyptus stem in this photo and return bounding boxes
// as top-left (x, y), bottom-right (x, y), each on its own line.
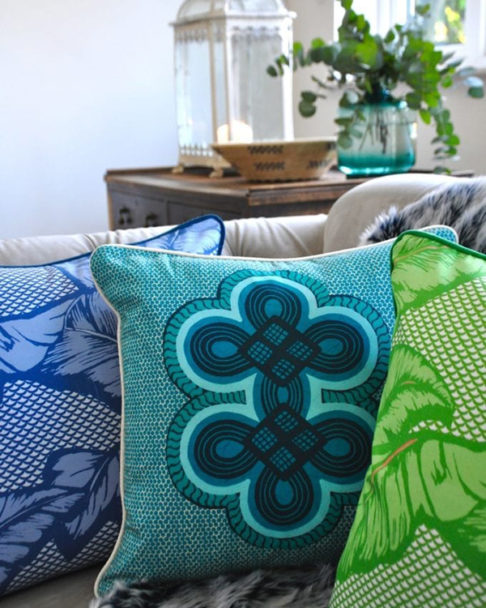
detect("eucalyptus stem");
top-left (268, 0), bottom-right (484, 167)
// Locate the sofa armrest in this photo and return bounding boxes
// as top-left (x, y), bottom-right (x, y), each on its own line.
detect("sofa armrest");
top-left (322, 173), bottom-right (466, 253)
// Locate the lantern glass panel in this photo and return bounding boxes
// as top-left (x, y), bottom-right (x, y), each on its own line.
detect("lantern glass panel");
top-left (174, 0), bottom-right (294, 168)
top-left (175, 28), bottom-right (213, 154)
top-left (227, 0), bottom-right (287, 12)
top-left (228, 28), bottom-right (288, 141)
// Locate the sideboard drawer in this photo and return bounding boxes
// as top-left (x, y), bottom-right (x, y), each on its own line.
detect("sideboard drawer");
top-left (105, 166), bottom-right (374, 230)
top-left (109, 191), bottom-right (168, 229)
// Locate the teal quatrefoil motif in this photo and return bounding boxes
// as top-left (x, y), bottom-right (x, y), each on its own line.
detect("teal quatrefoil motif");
top-left (164, 270), bottom-right (389, 548)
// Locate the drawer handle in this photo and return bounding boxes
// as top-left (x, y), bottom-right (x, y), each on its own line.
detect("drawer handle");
top-left (145, 213), bottom-right (159, 227)
top-left (118, 206), bottom-right (133, 227)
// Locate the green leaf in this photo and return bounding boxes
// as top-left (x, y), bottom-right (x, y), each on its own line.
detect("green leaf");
top-left (336, 333), bottom-right (486, 583)
top-left (469, 86), bottom-right (484, 99)
top-left (266, 66), bottom-right (278, 77)
top-left (311, 37), bottom-right (325, 48)
top-left (355, 14), bottom-right (367, 32)
top-left (293, 41), bottom-right (303, 55)
top-left (446, 134), bottom-right (460, 146)
top-left (442, 74), bottom-right (453, 88)
top-left (341, 0), bottom-right (352, 10)
top-left (310, 46), bottom-right (327, 63)
top-left (339, 90), bottom-right (360, 107)
top-left (298, 100), bottom-right (316, 118)
top-left (355, 38), bottom-right (379, 68)
top-left (311, 75), bottom-right (330, 89)
top-left (433, 165), bottom-right (452, 174)
top-left (337, 133), bottom-right (353, 149)
top-left (415, 3), bottom-right (431, 16)
top-left (440, 51), bottom-right (455, 63)
top-left (450, 504), bottom-right (486, 579)
top-left (301, 91), bottom-right (317, 103)
top-left (374, 346), bottom-right (453, 450)
top-left (424, 92), bottom-right (440, 107)
top-left (391, 233), bottom-right (485, 314)
top-left (419, 109), bottom-right (431, 124)
top-left (405, 92), bottom-right (422, 110)
top-left (321, 45), bottom-right (339, 65)
top-left (337, 437), bottom-right (486, 581)
top-left (445, 59), bottom-right (464, 70)
top-left (335, 117), bottom-right (353, 126)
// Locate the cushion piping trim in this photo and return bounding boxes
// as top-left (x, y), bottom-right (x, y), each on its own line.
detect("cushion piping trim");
top-left (90, 225), bottom-right (458, 264)
top-left (0, 215), bottom-right (225, 269)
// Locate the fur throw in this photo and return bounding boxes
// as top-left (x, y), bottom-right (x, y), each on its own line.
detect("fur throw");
top-left (360, 177), bottom-right (486, 253)
top-left (91, 563), bottom-right (334, 608)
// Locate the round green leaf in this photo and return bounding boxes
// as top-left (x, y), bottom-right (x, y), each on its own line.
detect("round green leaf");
top-left (469, 86), bottom-right (484, 99)
top-left (298, 100), bottom-right (317, 118)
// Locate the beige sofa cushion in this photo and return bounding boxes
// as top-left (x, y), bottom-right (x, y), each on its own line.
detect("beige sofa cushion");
top-left (0, 227), bottom-right (166, 266)
top-left (0, 215), bottom-right (328, 266)
top-left (322, 173), bottom-right (461, 253)
top-left (222, 214), bottom-right (327, 258)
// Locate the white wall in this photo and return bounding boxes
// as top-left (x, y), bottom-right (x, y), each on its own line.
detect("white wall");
top-left (1, 1), bottom-right (485, 241)
top-left (287, 0), bottom-right (486, 175)
top-left (0, 0), bottom-right (180, 239)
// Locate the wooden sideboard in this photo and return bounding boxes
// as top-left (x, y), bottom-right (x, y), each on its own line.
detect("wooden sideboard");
top-left (105, 167), bottom-right (369, 230)
top-left (105, 166), bottom-right (473, 230)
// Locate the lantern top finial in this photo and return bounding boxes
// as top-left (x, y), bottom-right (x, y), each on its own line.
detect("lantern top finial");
top-left (176, 0), bottom-right (290, 22)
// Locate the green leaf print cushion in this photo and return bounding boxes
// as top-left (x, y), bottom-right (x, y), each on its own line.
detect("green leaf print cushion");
top-left (330, 231), bottom-right (486, 608)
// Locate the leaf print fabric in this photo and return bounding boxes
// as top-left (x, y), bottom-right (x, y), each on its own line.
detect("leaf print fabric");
top-left (0, 216), bottom-right (224, 595)
top-left (330, 231), bottom-right (486, 608)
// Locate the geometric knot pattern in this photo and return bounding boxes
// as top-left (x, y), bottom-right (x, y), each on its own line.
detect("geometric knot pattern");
top-left (165, 271), bottom-right (390, 548)
top-left (241, 317), bottom-right (320, 385)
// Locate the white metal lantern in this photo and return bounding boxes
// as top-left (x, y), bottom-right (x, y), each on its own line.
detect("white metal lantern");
top-left (173, 0), bottom-right (295, 174)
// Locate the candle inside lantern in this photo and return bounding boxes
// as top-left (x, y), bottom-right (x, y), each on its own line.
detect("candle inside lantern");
top-left (216, 120), bottom-right (254, 144)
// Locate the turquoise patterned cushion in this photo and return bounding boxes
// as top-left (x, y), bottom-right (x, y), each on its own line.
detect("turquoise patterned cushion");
top-left (90, 226), bottom-right (457, 596)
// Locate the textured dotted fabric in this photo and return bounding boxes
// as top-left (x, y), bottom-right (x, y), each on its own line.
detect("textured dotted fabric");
top-left (0, 216), bottom-right (224, 596)
top-left (90, 227), bottom-right (456, 596)
top-left (330, 233), bottom-right (486, 608)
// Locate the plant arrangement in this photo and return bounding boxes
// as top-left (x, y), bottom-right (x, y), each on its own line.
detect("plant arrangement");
top-left (268, 0), bottom-right (484, 168)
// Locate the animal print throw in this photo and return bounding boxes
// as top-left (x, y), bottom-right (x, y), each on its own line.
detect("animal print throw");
top-left (360, 177), bottom-right (486, 253)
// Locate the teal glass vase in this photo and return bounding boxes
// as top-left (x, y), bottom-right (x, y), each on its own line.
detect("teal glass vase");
top-left (337, 98), bottom-right (417, 177)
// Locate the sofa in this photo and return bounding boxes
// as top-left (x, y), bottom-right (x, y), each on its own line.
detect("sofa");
top-left (0, 172), bottom-right (465, 608)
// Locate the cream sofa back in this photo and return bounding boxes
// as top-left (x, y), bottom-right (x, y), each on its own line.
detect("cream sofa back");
top-left (322, 173), bottom-right (462, 252)
top-left (0, 215), bottom-right (328, 265)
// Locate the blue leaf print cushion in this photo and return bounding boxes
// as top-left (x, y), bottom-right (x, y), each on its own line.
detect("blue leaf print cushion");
top-left (0, 215), bottom-right (224, 595)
